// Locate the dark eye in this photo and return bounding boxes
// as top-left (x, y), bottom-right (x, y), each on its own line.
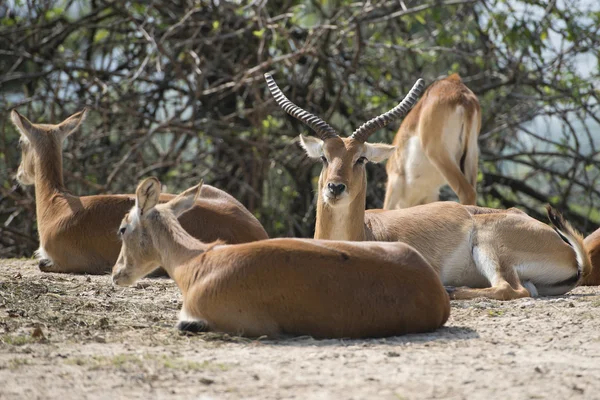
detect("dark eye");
top-left (320, 156), bottom-right (328, 164)
top-left (356, 157), bottom-right (367, 165)
top-left (118, 226), bottom-right (126, 236)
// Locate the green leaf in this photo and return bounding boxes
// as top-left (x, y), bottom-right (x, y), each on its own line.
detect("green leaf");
top-left (253, 28), bottom-right (265, 38)
top-left (44, 7), bottom-right (64, 20)
top-left (94, 29), bottom-right (110, 42)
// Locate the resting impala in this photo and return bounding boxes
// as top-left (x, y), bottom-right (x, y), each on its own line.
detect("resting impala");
top-left (582, 228), bottom-right (600, 285)
top-left (265, 73), bottom-right (591, 300)
top-left (11, 109), bottom-right (268, 274)
top-left (383, 74), bottom-right (481, 209)
top-left (112, 177), bottom-right (449, 338)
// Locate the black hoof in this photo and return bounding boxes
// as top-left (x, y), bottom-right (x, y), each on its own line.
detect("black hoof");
top-left (445, 286), bottom-right (456, 294)
top-left (177, 320), bottom-right (208, 333)
top-left (38, 259), bottom-right (53, 272)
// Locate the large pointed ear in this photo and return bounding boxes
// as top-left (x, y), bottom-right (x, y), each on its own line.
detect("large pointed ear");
top-left (298, 135), bottom-right (324, 158)
top-left (363, 143), bottom-right (396, 163)
top-left (168, 180), bottom-right (203, 217)
top-left (57, 108), bottom-right (88, 141)
top-left (10, 110), bottom-right (38, 144)
top-left (135, 177), bottom-right (161, 216)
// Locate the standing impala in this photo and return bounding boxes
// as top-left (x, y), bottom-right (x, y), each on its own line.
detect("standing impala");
top-left (265, 73), bottom-right (590, 300)
top-left (11, 109), bottom-right (267, 274)
top-left (112, 177), bottom-right (450, 338)
top-left (384, 74), bottom-right (481, 209)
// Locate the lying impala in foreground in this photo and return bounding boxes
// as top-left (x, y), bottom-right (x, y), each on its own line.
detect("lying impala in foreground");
top-left (11, 109), bottom-right (267, 274)
top-left (112, 177), bottom-right (450, 338)
top-left (265, 73), bottom-right (591, 301)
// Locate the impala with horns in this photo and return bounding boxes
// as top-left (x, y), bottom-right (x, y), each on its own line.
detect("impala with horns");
top-left (112, 177), bottom-right (449, 338)
top-left (11, 109), bottom-right (268, 274)
top-left (384, 74), bottom-right (481, 209)
top-left (266, 73), bottom-right (591, 300)
top-left (581, 228), bottom-right (600, 285)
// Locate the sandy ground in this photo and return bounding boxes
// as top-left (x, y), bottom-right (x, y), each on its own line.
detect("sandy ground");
top-left (0, 259), bottom-right (599, 400)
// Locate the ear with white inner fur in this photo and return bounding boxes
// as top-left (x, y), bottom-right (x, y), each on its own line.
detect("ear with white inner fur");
top-left (298, 135), bottom-right (324, 158)
top-left (169, 180), bottom-right (203, 217)
top-left (57, 108), bottom-right (88, 141)
top-left (363, 143), bottom-right (396, 163)
top-left (136, 177), bottom-right (161, 216)
top-left (10, 110), bottom-right (38, 144)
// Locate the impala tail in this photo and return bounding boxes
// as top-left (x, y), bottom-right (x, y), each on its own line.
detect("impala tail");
top-left (545, 205), bottom-right (592, 282)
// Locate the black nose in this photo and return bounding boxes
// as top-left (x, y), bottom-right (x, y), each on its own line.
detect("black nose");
top-left (327, 183), bottom-right (346, 196)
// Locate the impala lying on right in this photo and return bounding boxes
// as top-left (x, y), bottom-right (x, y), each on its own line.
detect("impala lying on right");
top-left (384, 74), bottom-right (481, 209)
top-left (581, 228), bottom-right (600, 285)
top-left (11, 109), bottom-right (268, 274)
top-left (112, 177), bottom-right (449, 338)
top-left (265, 73), bottom-right (591, 301)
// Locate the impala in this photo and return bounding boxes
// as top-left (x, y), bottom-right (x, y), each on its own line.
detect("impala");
top-left (112, 177), bottom-right (449, 338)
top-left (383, 74), bottom-right (481, 209)
top-left (11, 109), bottom-right (268, 274)
top-left (582, 228), bottom-right (600, 285)
top-left (265, 73), bottom-right (590, 300)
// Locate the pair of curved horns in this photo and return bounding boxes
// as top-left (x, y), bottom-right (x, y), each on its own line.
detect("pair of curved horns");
top-left (264, 73), bottom-right (424, 143)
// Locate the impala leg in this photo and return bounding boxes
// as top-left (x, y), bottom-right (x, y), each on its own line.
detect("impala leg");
top-left (463, 113), bottom-right (480, 189)
top-left (177, 307), bottom-right (209, 333)
top-left (447, 281), bottom-right (531, 301)
top-left (383, 171), bottom-right (405, 210)
top-left (425, 144), bottom-right (476, 205)
top-left (448, 245), bottom-right (533, 300)
top-left (176, 320), bottom-right (209, 333)
top-left (38, 258), bottom-right (54, 272)
top-left (420, 106), bottom-right (477, 205)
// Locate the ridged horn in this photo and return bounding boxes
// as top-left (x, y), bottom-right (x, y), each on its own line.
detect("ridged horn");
top-left (350, 79), bottom-right (425, 143)
top-left (264, 73), bottom-right (339, 140)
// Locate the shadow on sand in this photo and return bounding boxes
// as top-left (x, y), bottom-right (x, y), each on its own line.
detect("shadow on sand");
top-left (190, 325), bottom-right (480, 348)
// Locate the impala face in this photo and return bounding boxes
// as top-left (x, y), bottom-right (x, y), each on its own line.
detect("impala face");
top-left (300, 135), bottom-right (395, 207)
top-left (264, 73), bottom-right (423, 208)
top-left (112, 208), bottom-right (161, 287)
top-left (112, 177), bottom-right (202, 286)
top-left (15, 125), bottom-right (64, 186)
top-left (112, 177), bottom-right (163, 286)
top-left (12, 109), bottom-right (87, 186)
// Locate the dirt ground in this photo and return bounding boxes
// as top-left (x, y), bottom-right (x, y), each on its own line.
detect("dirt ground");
top-left (1, 259), bottom-right (599, 400)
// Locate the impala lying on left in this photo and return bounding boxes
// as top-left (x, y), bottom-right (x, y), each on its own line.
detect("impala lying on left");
top-left (11, 109), bottom-right (268, 274)
top-left (112, 177), bottom-right (450, 338)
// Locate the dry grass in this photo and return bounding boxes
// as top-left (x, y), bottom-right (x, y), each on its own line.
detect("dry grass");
top-left (1, 259), bottom-right (600, 399)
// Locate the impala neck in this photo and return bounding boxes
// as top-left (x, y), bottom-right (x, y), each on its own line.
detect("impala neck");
top-left (32, 141), bottom-right (68, 222)
top-left (314, 187), bottom-right (367, 241)
top-left (153, 213), bottom-right (212, 293)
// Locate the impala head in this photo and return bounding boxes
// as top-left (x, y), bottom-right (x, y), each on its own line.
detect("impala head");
top-left (112, 177), bottom-right (202, 286)
top-left (10, 109), bottom-right (88, 185)
top-left (265, 74), bottom-right (423, 207)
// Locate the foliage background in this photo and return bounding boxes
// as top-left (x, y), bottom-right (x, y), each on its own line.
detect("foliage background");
top-left (1, 0), bottom-right (599, 257)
